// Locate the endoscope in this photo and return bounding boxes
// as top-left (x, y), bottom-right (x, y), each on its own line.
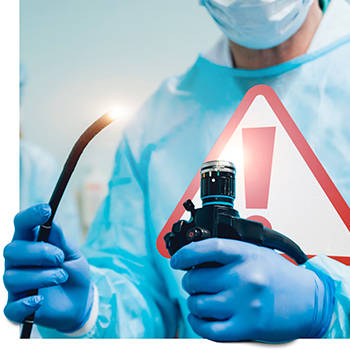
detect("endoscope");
top-left (164, 160), bottom-right (308, 268)
top-left (20, 110), bottom-right (117, 339)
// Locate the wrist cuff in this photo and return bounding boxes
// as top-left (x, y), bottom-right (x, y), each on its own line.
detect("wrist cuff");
top-left (63, 284), bottom-right (99, 338)
top-left (305, 270), bottom-right (335, 338)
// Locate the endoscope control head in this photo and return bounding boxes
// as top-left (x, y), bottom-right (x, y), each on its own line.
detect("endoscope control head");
top-left (164, 159), bottom-right (308, 266)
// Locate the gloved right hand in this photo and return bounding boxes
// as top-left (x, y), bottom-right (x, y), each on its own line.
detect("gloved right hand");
top-left (3, 204), bottom-right (94, 333)
top-left (171, 238), bottom-right (335, 342)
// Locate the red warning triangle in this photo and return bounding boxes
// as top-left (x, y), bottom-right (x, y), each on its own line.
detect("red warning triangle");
top-left (156, 85), bottom-right (350, 265)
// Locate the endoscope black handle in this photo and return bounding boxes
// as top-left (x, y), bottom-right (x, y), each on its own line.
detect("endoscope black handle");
top-left (164, 200), bottom-right (309, 268)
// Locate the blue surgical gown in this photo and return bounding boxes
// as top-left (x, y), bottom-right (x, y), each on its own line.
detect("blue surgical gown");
top-left (38, 0), bottom-right (350, 338)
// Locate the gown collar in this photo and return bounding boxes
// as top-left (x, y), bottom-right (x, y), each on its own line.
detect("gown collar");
top-left (200, 0), bottom-right (350, 76)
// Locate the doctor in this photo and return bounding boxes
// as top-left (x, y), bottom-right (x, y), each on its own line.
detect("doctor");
top-left (4, 0), bottom-right (350, 341)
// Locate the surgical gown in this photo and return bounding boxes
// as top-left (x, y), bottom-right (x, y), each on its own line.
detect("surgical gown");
top-left (38, 0), bottom-right (350, 338)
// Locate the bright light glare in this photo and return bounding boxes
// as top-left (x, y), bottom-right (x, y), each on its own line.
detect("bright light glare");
top-left (107, 106), bottom-right (124, 121)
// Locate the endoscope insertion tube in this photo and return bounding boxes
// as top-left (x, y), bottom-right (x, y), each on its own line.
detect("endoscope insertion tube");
top-left (20, 109), bottom-right (117, 339)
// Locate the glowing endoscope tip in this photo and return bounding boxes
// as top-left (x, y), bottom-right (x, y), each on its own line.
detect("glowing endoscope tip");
top-left (106, 106), bottom-right (124, 122)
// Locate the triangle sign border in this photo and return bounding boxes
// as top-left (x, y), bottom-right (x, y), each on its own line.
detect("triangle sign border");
top-left (156, 85), bottom-right (350, 265)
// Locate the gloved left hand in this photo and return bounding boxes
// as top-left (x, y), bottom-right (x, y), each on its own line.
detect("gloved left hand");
top-left (171, 238), bottom-right (335, 342)
top-left (3, 204), bottom-right (94, 333)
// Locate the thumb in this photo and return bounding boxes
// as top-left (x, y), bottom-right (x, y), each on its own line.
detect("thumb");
top-left (4, 295), bottom-right (44, 324)
top-left (171, 238), bottom-right (249, 270)
top-left (13, 204), bottom-right (52, 241)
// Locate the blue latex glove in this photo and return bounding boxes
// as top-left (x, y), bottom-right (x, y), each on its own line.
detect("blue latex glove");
top-left (3, 204), bottom-right (94, 333)
top-left (171, 238), bottom-right (335, 342)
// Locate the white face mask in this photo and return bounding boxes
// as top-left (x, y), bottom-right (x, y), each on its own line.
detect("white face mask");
top-left (200, 0), bottom-right (315, 50)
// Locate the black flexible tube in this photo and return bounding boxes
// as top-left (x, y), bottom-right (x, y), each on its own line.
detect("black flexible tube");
top-left (20, 111), bottom-right (116, 339)
top-left (262, 227), bottom-right (309, 265)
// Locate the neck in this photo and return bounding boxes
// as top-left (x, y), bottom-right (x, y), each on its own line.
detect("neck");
top-left (229, 0), bottom-right (323, 70)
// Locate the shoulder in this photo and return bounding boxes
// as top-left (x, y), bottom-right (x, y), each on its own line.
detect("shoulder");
top-left (122, 59), bottom-right (204, 146)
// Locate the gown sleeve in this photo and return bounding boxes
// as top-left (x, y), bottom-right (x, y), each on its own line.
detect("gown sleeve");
top-left (74, 135), bottom-right (178, 338)
top-left (304, 254), bottom-right (350, 338)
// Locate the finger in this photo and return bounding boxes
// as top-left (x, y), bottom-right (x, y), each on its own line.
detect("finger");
top-left (187, 291), bottom-right (235, 321)
top-left (47, 221), bottom-right (82, 261)
top-left (4, 240), bottom-right (65, 268)
top-left (4, 295), bottom-right (44, 324)
top-left (4, 268), bottom-right (68, 295)
top-left (47, 222), bottom-right (91, 284)
top-left (182, 265), bottom-right (231, 294)
top-left (171, 238), bottom-right (251, 270)
top-left (13, 204), bottom-right (52, 241)
top-left (188, 313), bottom-right (252, 342)
top-left (188, 313), bottom-right (239, 342)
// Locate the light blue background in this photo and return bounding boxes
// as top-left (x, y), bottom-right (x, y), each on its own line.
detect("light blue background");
top-left (20, 0), bottom-right (221, 192)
